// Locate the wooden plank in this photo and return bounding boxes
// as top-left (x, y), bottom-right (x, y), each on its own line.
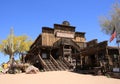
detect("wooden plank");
top-left (97, 41), bottom-right (108, 50)
top-left (50, 55), bottom-right (62, 70)
top-left (38, 54), bottom-right (49, 70)
top-left (86, 39), bottom-right (98, 47)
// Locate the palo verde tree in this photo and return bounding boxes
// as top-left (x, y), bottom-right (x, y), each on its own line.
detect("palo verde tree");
top-left (0, 28), bottom-right (33, 72)
top-left (99, 2), bottom-right (120, 36)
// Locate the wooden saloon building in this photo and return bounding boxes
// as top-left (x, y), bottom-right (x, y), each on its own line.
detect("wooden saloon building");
top-left (25, 21), bottom-right (86, 71)
top-left (25, 21), bottom-right (120, 73)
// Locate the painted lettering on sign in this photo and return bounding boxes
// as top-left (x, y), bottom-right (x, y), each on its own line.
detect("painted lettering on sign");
top-left (56, 32), bottom-right (74, 38)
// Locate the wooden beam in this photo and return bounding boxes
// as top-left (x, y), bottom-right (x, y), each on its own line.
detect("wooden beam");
top-left (50, 55), bottom-right (62, 70)
top-left (38, 54), bottom-right (49, 70)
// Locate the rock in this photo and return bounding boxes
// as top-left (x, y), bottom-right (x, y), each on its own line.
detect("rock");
top-left (25, 65), bottom-right (39, 74)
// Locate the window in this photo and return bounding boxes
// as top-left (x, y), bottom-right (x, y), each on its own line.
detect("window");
top-left (42, 53), bottom-right (47, 59)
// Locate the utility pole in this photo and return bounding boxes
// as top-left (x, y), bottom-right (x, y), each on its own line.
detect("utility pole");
top-left (116, 34), bottom-right (120, 68)
top-left (113, 22), bottom-right (120, 70)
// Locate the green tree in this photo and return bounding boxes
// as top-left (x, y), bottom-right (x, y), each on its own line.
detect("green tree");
top-left (99, 2), bottom-right (120, 35)
top-left (0, 28), bottom-right (33, 73)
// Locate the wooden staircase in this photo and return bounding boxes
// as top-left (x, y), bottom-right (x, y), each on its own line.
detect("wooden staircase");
top-left (44, 59), bottom-right (59, 71)
top-left (56, 59), bottom-right (69, 70)
top-left (38, 54), bottom-right (71, 71)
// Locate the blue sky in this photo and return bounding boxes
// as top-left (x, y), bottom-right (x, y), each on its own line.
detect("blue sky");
top-left (0, 0), bottom-right (118, 64)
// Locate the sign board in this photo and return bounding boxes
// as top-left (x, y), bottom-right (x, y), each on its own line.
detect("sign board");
top-left (113, 68), bottom-right (120, 72)
top-left (56, 32), bottom-right (74, 38)
top-left (42, 53), bottom-right (47, 59)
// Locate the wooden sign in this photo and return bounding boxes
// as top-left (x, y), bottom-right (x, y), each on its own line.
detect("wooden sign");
top-left (56, 32), bottom-right (74, 38)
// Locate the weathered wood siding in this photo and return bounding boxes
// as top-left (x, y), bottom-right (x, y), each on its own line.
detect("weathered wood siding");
top-left (73, 37), bottom-right (85, 42)
top-left (41, 24), bottom-right (86, 47)
top-left (42, 32), bottom-right (55, 46)
top-left (42, 27), bottom-right (55, 46)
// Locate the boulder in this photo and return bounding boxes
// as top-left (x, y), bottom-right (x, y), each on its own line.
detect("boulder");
top-left (25, 65), bottom-right (39, 74)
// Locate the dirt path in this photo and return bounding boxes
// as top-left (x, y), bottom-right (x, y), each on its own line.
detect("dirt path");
top-left (0, 71), bottom-right (120, 84)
